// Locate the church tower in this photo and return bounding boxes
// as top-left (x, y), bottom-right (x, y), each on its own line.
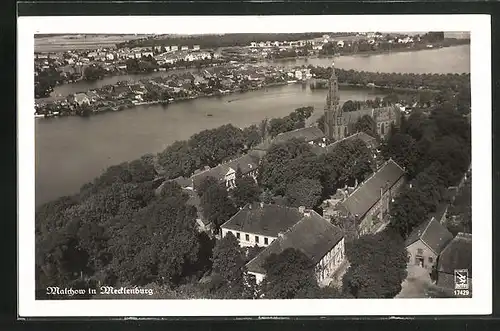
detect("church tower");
top-left (324, 62), bottom-right (343, 141)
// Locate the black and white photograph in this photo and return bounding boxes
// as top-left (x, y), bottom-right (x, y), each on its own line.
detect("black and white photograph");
top-left (18, 15), bottom-right (491, 317)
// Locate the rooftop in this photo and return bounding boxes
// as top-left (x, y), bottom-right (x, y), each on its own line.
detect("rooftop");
top-left (340, 159), bottom-right (405, 219)
top-left (405, 217), bottom-right (454, 256)
top-left (221, 203), bottom-right (304, 238)
top-left (190, 153), bottom-right (261, 189)
top-left (325, 131), bottom-right (377, 154)
top-left (246, 210), bottom-right (344, 274)
top-left (272, 126), bottom-right (325, 145)
top-left (437, 232), bottom-right (472, 276)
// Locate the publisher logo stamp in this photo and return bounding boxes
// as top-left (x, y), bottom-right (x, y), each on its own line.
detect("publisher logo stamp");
top-left (454, 269), bottom-right (469, 290)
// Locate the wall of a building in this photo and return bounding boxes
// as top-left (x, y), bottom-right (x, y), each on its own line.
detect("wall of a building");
top-left (315, 238), bottom-right (345, 283)
top-left (406, 240), bottom-right (438, 270)
top-left (221, 228), bottom-right (276, 248)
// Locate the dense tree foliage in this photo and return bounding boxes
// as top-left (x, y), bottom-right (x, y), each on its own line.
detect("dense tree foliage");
top-left (353, 115), bottom-right (379, 140)
top-left (343, 229), bottom-right (408, 298)
top-left (197, 177), bottom-right (238, 230)
top-left (83, 65), bottom-right (107, 81)
top-left (261, 249), bottom-right (320, 299)
top-left (309, 66), bottom-right (470, 94)
top-left (259, 139), bottom-right (319, 195)
top-left (285, 178), bottom-right (323, 209)
top-left (232, 175), bottom-right (261, 208)
top-left (211, 232), bottom-right (248, 297)
top-left (268, 107), bottom-right (314, 138)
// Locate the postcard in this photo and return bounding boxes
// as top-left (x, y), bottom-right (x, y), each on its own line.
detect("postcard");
top-left (18, 14), bottom-right (491, 317)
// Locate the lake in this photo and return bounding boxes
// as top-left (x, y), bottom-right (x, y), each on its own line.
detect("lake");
top-left (35, 45), bottom-right (470, 206)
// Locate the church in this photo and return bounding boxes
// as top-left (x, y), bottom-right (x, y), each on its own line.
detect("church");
top-left (323, 63), bottom-right (401, 141)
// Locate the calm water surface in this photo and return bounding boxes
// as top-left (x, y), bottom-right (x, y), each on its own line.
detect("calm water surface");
top-left (35, 45), bottom-right (470, 206)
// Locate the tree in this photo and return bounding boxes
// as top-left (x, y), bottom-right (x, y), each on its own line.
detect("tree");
top-left (198, 177), bottom-right (238, 229)
top-left (107, 193), bottom-right (200, 286)
top-left (158, 140), bottom-right (201, 179)
top-left (316, 114), bottom-right (326, 133)
top-left (353, 115), bottom-right (378, 139)
top-left (242, 125), bottom-right (262, 149)
top-left (84, 65), bottom-right (106, 81)
top-left (381, 133), bottom-right (419, 177)
top-left (285, 178), bottom-right (323, 209)
top-left (343, 229), bottom-right (408, 298)
top-left (211, 232), bottom-right (246, 290)
top-left (232, 176), bottom-right (261, 208)
top-left (261, 248), bottom-right (320, 299)
top-left (259, 139), bottom-right (317, 195)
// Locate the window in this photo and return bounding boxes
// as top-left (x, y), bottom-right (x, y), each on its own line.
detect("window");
top-left (255, 236), bottom-right (259, 243)
top-left (245, 234), bottom-right (249, 241)
top-left (236, 232), bottom-right (240, 239)
top-left (264, 237), bottom-right (268, 245)
top-left (417, 248), bottom-right (423, 255)
top-left (428, 256), bottom-right (433, 263)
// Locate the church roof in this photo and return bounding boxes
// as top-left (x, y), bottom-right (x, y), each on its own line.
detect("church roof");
top-left (246, 210), bottom-right (344, 275)
top-left (339, 159), bottom-right (405, 219)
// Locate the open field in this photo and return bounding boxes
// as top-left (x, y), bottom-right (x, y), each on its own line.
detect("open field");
top-left (34, 34), bottom-right (150, 52)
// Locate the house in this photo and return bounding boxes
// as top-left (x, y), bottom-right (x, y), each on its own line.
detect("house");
top-left (190, 153), bottom-right (261, 191)
top-left (193, 45), bottom-right (201, 51)
top-left (245, 207), bottom-right (345, 286)
top-left (221, 203), bottom-right (304, 248)
top-left (106, 53), bottom-right (115, 61)
top-left (405, 217), bottom-right (454, 270)
top-left (336, 158), bottom-right (406, 236)
top-left (171, 45), bottom-right (179, 52)
top-left (436, 232), bottom-right (472, 290)
top-left (181, 45), bottom-right (189, 51)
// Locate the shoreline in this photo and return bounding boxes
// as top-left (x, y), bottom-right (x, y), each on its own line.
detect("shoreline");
top-left (34, 81), bottom-right (426, 120)
top-left (36, 42), bottom-right (470, 101)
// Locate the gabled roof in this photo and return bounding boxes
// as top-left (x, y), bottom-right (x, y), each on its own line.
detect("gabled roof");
top-left (272, 127), bottom-right (325, 145)
top-left (190, 153), bottom-right (261, 189)
top-left (246, 211), bottom-right (344, 274)
top-left (221, 203), bottom-right (303, 238)
top-left (340, 159), bottom-right (405, 219)
top-left (405, 217), bottom-right (454, 256)
top-left (437, 232), bottom-right (472, 276)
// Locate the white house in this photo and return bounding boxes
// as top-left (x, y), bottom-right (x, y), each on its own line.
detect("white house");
top-left (244, 207), bottom-right (345, 285)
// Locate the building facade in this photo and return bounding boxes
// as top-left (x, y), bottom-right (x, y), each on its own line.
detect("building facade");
top-left (245, 209), bottom-right (345, 286)
top-left (405, 217), bottom-right (453, 270)
top-left (324, 63), bottom-right (401, 141)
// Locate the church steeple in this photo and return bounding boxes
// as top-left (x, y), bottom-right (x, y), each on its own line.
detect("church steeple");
top-left (324, 62), bottom-right (341, 140)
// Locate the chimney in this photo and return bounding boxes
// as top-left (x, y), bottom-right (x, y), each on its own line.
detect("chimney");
top-left (354, 178), bottom-right (358, 188)
top-left (248, 204), bottom-right (252, 209)
top-left (204, 165), bottom-right (210, 171)
top-left (298, 206), bottom-right (306, 214)
top-left (278, 232), bottom-right (285, 239)
top-left (303, 209), bottom-right (311, 217)
top-left (260, 202), bottom-right (264, 208)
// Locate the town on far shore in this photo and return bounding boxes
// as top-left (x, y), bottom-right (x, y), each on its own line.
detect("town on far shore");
top-left (34, 31), bottom-right (472, 301)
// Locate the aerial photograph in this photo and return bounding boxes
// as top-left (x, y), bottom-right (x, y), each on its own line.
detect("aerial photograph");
top-left (33, 31), bottom-right (472, 301)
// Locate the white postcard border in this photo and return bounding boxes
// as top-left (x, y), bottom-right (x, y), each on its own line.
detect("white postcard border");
top-left (18, 14), bottom-right (491, 317)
